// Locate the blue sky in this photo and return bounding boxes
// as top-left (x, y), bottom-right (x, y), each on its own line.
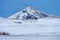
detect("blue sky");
top-left (0, 0), bottom-right (60, 18)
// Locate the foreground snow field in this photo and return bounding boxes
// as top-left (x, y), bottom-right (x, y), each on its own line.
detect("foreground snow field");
top-left (0, 18), bottom-right (60, 35)
top-left (0, 35), bottom-right (60, 40)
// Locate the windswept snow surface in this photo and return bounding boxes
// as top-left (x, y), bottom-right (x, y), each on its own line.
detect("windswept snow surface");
top-left (0, 18), bottom-right (60, 35)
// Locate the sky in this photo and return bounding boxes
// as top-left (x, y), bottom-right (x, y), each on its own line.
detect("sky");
top-left (0, 0), bottom-right (60, 18)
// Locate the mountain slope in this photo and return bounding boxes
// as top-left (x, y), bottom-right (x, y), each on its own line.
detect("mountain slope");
top-left (8, 6), bottom-right (48, 20)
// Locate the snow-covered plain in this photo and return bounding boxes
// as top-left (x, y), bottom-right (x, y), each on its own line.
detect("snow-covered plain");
top-left (0, 35), bottom-right (60, 40)
top-left (0, 18), bottom-right (60, 35)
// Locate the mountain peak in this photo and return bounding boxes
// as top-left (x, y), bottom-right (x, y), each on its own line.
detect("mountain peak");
top-left (24, 6), bottom-right (36, 10)
top-left (8, 6), bottom-right (48, 20)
